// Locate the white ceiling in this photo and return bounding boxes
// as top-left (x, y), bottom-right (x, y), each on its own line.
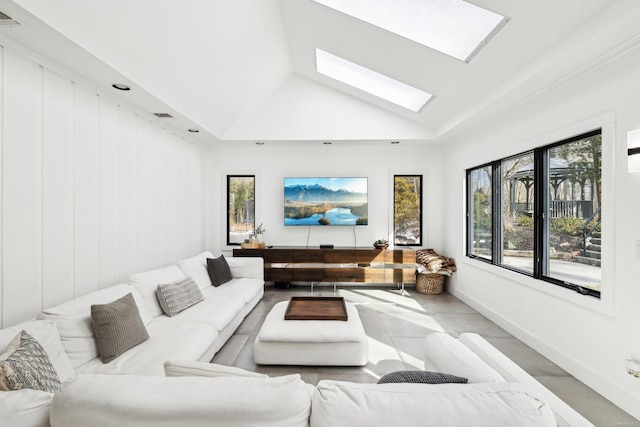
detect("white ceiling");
top-left (0, 0), bottom-right (637, 147)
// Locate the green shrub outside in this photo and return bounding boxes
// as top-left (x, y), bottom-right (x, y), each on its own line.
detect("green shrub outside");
top-left (550, 217), bottom-right (585, 236)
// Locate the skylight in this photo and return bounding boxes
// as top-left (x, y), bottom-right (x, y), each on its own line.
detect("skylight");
top-left (315, 49), bottom-right (433, 113)
top-left (312, 0), bottom-right (508, 62)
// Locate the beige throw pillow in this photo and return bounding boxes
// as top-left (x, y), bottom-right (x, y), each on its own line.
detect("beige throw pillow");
top-left (0, 330), bottom-right (61, 393)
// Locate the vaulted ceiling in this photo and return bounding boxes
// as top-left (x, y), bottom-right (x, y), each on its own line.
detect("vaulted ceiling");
top-left (0, 0), bottom-right (636, 146)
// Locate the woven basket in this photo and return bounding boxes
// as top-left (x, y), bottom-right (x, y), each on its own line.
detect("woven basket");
top-left (415, 273), bottom-right (444, 294)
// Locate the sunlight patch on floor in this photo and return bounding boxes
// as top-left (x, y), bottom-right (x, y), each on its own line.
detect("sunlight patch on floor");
top-left (396, 348), bottom-right (424, 371)
top-left (339, 288), bottom-right (426, 312)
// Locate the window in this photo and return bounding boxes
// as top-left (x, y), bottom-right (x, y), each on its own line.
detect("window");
top-left (227, 175), bottom-right (255, 246)
top-left (466, 130), bottom-right (602, 298)
top-left (502, 152), bottom-right (535, 273)
top-left (312, 0), bottom-right (508, 62)
top-left (315, 48), bottom-right (433, 112)
top-left (393, 175), bottom-right (422, 245)
top-left (467, 165), bottom-right (492, 261)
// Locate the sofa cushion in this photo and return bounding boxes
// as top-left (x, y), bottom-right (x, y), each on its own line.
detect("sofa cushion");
top-left (128, 265), bottom-right (186, 317)
top-left (377, 370), bottom-right (468, 384)
top-left (51, 373), bottom-right (314, 427)
top-left (177, 251), bottom-right (215, 290)
top-left (164, 360), bottom-right (268, 378)
top-left (207, 255), bottom-right (232, 287)
top-left (156, 277), bottom-right (204, 317)
top-left (91, 293), bottom-right (150, 363)
top-left (75, 318), bottom-right (218, 376)
top-left (206, 277), bottom-right (264, 303)
top-left (171, 291), bottom-right (245, 331)
top-left (0, 320), bottom-right (75, 383)
top-left (424, 332), bottom-right (505, 383)
top-left (0, 330), bottom-right (61, 393)
top-left (0, 388), bottom-right (53, 427)
top-left (311, 380), bottom-right (555, 427)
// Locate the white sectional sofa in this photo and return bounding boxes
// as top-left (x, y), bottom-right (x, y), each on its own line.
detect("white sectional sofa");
top-left (0, 251), bottom-right (264, 426)
top-left (46, 332), bottom-right (594, 427)
top-left (1, 251), bottom-right (595, 427)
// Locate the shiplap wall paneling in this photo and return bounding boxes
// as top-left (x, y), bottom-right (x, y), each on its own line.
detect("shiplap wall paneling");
top-left (98, 97), bottom-right (120, 288)
top-left (174, 139), bottom-right (189, 259)
top-left (2, 51), bottom-right (43, 326)
top-left (186, 146), bottom-right (203, 255)
top-left (118, 108), bottom-right (138, 279)
top-left (74, 85), bottom-right (100, 297)
top-left (148, 124), bottom-right (166, 266)
top-left (42, 69), bottom-right (75, 309)
top-left (162, 132), bottom-right (179, 264)
top-left (135, 118), bottom-right (153, 272)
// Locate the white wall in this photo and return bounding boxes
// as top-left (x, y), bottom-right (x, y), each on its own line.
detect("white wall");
top-left (0, 46), bottom-right (206, 328)
top-left (206, 144), bottom-right (443, 256)
top-left (441, 44), bottom-right (640, 418)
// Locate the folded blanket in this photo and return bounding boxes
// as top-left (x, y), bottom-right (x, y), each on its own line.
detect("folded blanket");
top-left (416, 249), bottom-right (456, 273)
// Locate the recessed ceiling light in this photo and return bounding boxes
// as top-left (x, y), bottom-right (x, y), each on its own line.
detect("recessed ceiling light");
top-left (187, 128), bottom-right (199, 133)
top-left (112, 83), bottom-right (130, 91)
top-left (391, 141), bottom-right (400, 144)
top-left (316, 48), bottom-right (433, 112)
top-left (312, 0), bottom-right (508, 62)
top-left (256, 142), bottom-right (265, 145)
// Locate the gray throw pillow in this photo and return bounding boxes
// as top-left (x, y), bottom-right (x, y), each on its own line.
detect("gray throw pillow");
top-left (377, 370), bottom-right (468, 384)
top-left (157, 277), bottom-right (204, 317)
top-left (207, 255), bottom-right (233, 287)
top-left (91, 293), bottom-right (150, 363)
top-left (0, 330), bottom-right (61, 393)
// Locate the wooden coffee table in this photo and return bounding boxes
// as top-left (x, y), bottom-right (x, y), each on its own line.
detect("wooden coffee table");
top-left (284, 296), bottom-right (348, 321)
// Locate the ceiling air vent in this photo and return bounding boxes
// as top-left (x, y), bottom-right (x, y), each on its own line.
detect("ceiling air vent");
top-left (0, 11), bottom-right (20, 26)
top-left (153, 113), bottom-right (173, 118)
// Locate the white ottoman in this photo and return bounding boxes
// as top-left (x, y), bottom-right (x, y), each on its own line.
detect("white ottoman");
top-left (254, 301), bottom-right (368, 366)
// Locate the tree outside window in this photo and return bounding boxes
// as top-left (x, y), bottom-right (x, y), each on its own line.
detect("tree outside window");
top-left (227, 176), bottom-right (255, 245)
top-left (394, 175), bottom-right (422, 246)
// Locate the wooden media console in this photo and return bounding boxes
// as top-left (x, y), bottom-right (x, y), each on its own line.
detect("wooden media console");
top-left (232, 246), bottom-right (417, 287)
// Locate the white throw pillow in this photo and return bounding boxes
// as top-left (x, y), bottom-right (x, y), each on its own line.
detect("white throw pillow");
top-left (176, 251), bottom-right (215, 290)
top-left (164, 360), bottom-right (268, 378)
top-left (424, 332), bottom-right (505, 383)
top-left (128, 266), bottom-right (186, 317)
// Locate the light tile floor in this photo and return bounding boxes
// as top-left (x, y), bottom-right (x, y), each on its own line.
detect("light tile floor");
top-left (212, 285), bottom-right (638, 426)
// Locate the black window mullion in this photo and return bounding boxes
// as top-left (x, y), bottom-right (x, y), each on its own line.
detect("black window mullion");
top-left (465, 170), bottom-right (473, 255)
top-left (492, 161), bottom-right (502, 265)
top-left (533, 149), bottom-right (546, 279)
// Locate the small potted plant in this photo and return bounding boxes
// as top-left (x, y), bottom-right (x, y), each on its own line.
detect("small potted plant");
top-left (254, 223), bottom-right (266, 243)
top-left (373, 239), bottom-right (389, 249)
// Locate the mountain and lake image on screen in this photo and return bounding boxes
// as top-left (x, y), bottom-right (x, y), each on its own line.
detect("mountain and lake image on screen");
top-left (284, 177), bottom-right (368, 226)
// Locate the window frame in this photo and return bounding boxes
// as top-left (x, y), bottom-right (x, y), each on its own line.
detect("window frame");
top-left (393, 174), bottom-right (423, 246)
top-left (226, 175), bottom-right (256, 247)
top-left (465, 129), bottom-right (602, 299)
top-left (466, 163), bottom-right (495, 263)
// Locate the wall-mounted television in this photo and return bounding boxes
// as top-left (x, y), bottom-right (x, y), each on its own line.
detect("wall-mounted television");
top-left (284, 177), bottom-right (368, 226)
